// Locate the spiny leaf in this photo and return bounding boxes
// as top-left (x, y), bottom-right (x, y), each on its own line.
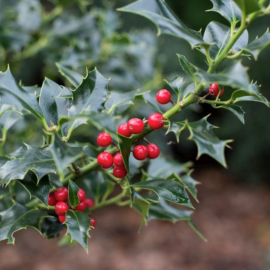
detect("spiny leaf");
top-left (178, 171), bottom-right (200, 203)
top-left (118, 134), bottom-right (133, 173)
top-left (19, 175), bottom-right (52, 206)
top-left (147, 155), bottom-right (191, 176)
top-left (214, 104), bottom-right (245, 124)
top-left (62, 68), bottom-right (109, 138)
top-left (198, 61), bottom-right (254, 92)
top-left (118, 0), bottom-right (208, 48)
top-left (203, 21), bottom-right (248, 60)
top-left (187, 116), bottom-right (231, 167)
top-left (243, 29), bottom-right (270, 60)
top-left (0, 145), bottom-right (56, 185)
top-left (147, 198), bottom-right (193, 222)
top-left (68, 180), bottom-right (80, 208)
top-left (233, 0), bottom-right (261, 15)
top-left (39, 78), bottom-right (71, 128)
top-left (177, 54), bottom-right (197, 83)
top-left (231, 87), bottom-right (269, 107)
top-left (209, 0), bottom-right (242, 23)
top-left (0, 203), bottom-right (47, 244)
top-left (166, 121), bottom-right (187, 143)
top-left (56, 63), bottom-right (83, 88)
top-left (65, 210), bottom-right (91, 252)
top-left (165, 76), bottom-right (185, 96)
top-left (131, 179), bottom-right (193, 208)
top-left (49, 134), bottom-right (84, 180)
top-left (0, 68), bottom-right (43, 119)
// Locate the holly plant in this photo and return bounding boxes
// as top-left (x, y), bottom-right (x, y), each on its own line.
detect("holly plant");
top-left (0, 0), bottom-right (270, 252)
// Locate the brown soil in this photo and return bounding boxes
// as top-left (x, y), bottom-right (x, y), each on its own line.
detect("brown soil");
top-left (1, 169), bottom-right (270, 270)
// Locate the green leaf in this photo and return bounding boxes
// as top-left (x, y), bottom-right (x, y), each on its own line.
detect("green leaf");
top-left (0, 145), bottom-right (56, 185)
top-left (147, 155), bottom-right (191, 176)
top-left (118, 0), bottom-right (208, 48)
top-left (209, 0), bottom-right (242, 23)
top-left (187, 116), bottom-right (231, 167)
top-left (132, 192), bottom-right (150, 228)
top-left (49, 134), bottom-right (84, 180)
top-left (177, 54), bottom-right (197, 83)
top-left (68, 180), bottom-right (80, 208)
top-left (233, 0), bottom-right (261, 15)
top-left (0, 68), bottom-right (43, 119)
top-left (165, 76), bottom-right (185, 96)
top-left (39, 78), bottom-right (69, 128)
top-left (179, 171), bottom-right (200, 203)
top-left (231, 87), bottom-right (269, 106)
top-left (62, 68), bottom-right (109, 138)
top-left (0, 203), bottom-right (47, 244)
top-left (166, 121), bottom-right (187, 143)
top-left (215, 104), bottom-right (245, 124)
top-left (19, 174), bottom-right (52, 206)
top-left (65, 210), bottom-right (91, 252)
top-left (187, 220), bottom-right (208, 242)
top-left (147, 198), bottom-right (192, 222)
top-left (203, 22), bottom-right (248, 60)
top-left (56, 63), bottom-right (83, 88)
top-left (243, 29), bottom-right (270, 60)
top-left (131, 179), bottom-right (193, 208)
top-left (198, 61), bottom-right (254, 91)
top-left (118, 134), bottom-right (133, 173)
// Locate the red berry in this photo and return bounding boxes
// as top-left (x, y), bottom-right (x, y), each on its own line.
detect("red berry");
top-left (54, 187), bottom-right (68, 202)
top-left (97, 152), bottom-right (113, 169)
top-left (58, 215), bottom-right (66, 224)
top-left (48, 192), bottom-right (56, 206)
top-left (97, 132), bottom-right (112, 147)
top-left (75, 201), bottom-right (86, 211)
top-left (113, 153), bottom-right (125, 167)
top-left (133, 145), bottom-right (148, 160)
top-left (55, 202), bottom-right (69, 216)
top-left (147, 144), bottom-right (160, 159)
top-left (85, 198), bottom-right (95, 208)
top-left (90, 217), bottom-right (96, 228)
top-left (77, 188), bottom-right (86, 202)
top-left (156, 89), bottom-right (171, 104)
top-left (127, 118), bottom-right (144, 134)
top-left (148, 113), bottom-right (165, 130)
top-left (113, 166), bottom-right (127, 178)
top-left (118, 123), bottom-right (132, 137)
top-left (209, 83), bottom-right (224, 97)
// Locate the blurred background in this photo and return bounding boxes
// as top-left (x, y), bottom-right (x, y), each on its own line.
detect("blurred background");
top-left (0, 0), bottom-right (270, 269)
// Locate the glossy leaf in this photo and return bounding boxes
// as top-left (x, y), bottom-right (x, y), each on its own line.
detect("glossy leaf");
top-left (147, 155), bottom-right (191, 176)
top-left (56, 63), bottom-right (83, 88)
top-left (209, 0), bottom-right (242, 22)
top-left (203, 22), bottom-right (248, 60)
top-left (179, 171), bottom-right (200, 203)
top-left (62, 68), bottom-right (109, 138)
top-left (0, 203), bottom-right (47, 244)
top-left (187, 116), bottom-right (231, 167)
top-left (215, 104), bottom-right (245, 124)
top-left (147, 198), bottom-right (193, 222)
top-left (49, 134), bottom-right (83, 180)
top-left (68, 180), bottom-right (80, 207)
top-left (198, 61), bottom-right (254, 92)
top-left (233, 0), bottom-right (261, 15)
top-left (243, 29), bottom-right (270, 60)
top-left (65, 210), bottom-right (91, 252)
top-left (131, 179), bottom-right (193, 208)
top-left (165, 76), bottom-right (185, 96)
top-left (39, 78), bottom-right (66, 127)
top-left (19, 175), bottom-right (51, 206)
top-left (177, 54), bottom-right (197, 83)
top-left (231, 88), bottom-right (269, 106)
top-left (0, 68), bottom-right (43, 119)
top-left (166, 121), bottom-right (187, 143)
top-left (118, 134), bottom-right (133, 173)
top-left (132, 192), bottom-right (150, 228)
top-left (0, 145), bottom-right (56, 185)
top-left (118, 0), bottom-right (207, 48)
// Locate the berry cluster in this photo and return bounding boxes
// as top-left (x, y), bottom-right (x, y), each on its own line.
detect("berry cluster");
top-left (48, 187), bottom-right (96, 228)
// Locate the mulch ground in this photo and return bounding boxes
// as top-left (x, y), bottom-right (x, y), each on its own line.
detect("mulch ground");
top-left (1, 169), bottom-right (270, 270)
